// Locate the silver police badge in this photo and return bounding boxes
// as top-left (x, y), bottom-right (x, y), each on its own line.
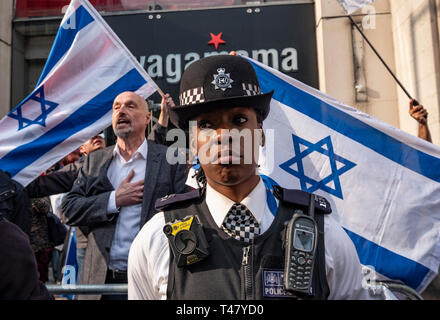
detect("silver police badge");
top-left (212, 68), bottom-right (234, 91)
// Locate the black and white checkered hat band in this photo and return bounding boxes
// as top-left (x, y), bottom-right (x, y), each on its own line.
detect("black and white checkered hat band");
top-left (242, 83), bottom-right (261, 96)
top-left (179, 83), bottom-right (263, 106)
top-left (180, 87), bottom-right (205, 106)
top-left (222, 203), bottom-right (260, 243)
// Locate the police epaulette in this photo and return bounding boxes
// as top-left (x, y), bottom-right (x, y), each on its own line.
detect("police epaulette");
top-left (155, 188), bottom-right (202, 211)
top-left (273, 186), bottom-right (332, 214)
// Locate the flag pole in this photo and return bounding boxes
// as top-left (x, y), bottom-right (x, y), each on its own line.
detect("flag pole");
top-left (156, 87), bottom-right (165, 97)
top-left (347, 15), bottom-right (419, 105)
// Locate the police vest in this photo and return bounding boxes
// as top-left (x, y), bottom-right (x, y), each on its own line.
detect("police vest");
top-left (157, 186), bottom-right (332, 300)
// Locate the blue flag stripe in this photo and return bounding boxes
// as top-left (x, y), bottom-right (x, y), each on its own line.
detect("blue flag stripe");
top-left (0, 68), bottom-right (146, 176)
top-left (344, 228), bottom-right (429, 289)
top-left (250, 61), bottom-right (440, 183)
top-left (37, 5), bottom-right (94, 86)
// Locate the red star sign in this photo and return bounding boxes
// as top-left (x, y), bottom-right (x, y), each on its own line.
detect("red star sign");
top-left (208, 32), bottom-right (226, 50)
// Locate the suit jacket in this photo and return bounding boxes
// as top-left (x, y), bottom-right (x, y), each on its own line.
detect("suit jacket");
top-left (26, 160), bottom-right (83, 199)
top-left (26, 126), bottom-right (171, 267)
top-left (61, 141), bottom-right (188, 300)
top-left (26, 123), bottom-right (168, 199)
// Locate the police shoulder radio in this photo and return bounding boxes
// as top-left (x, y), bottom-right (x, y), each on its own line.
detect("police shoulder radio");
top-left (283, 194), bottom-right (318, 296)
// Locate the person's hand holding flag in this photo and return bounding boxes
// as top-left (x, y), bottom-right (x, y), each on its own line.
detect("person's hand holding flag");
top-left (409, 99), bottom-right (432, 143)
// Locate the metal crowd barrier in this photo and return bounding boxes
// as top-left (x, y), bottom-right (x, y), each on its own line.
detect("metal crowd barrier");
top-left (46, 284), bottom-right (128, 295)
top-left (376, 281), bottom-right (424, 300)
top-left (47, 282), bottom-right (423, 300)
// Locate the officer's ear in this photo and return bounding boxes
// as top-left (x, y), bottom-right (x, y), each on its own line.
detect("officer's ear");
top-left (188, 120), bottom-right (198, 157)
top-left (190, 140), bottom-right (198, 159)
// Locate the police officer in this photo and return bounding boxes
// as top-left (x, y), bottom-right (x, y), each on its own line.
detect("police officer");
top-left (128, 55), bottom-right (380, 300)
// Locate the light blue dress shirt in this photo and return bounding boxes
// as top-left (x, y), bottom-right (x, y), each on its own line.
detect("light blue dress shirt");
top-left (107, 139), bottom-right (148, 271)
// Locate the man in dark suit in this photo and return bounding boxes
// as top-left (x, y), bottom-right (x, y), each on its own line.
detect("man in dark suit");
top-left (61, 91), bottom-right (188, 300)
top-left (26, 93), bottom-right (173, 199)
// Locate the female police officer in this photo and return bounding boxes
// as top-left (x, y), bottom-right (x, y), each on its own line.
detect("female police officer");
top-left (127, 54), bottom-right (380, 300)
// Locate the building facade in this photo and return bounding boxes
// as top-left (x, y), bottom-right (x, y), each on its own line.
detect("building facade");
top-left (0, 0), bottom-right (13, 119)
top-left (316, 0), bottom-right (440, 144)
top-left (3, 0), bottom-right (439, 144)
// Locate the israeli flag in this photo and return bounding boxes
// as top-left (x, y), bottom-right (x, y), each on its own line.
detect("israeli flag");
top-left (338, 0), bottom-right (376, 14)
top-left (0, 0), bottom-right (157, 187)
top-left (246, 57), bottom-right (440, 292)
top-left (61, 228), bottom-right (78, 300)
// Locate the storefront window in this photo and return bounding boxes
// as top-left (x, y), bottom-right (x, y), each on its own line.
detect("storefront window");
top-left (15, 0), bottom-right (293, 19)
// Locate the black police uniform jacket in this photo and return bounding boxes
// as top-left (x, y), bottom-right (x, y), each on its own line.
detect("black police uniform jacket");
top-left (156, 186), bottom-right (332, 300)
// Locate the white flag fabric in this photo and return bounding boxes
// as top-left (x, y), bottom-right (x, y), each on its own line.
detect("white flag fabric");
top-left (0, 0), bottom-right (157, 187)
top-left (244, 56), bottom-right (440, 292)
top-left (338, 0), bottom-right (376, 14)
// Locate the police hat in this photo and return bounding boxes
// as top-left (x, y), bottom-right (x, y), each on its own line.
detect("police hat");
top-left (169, 55), bottom-right (274, 129)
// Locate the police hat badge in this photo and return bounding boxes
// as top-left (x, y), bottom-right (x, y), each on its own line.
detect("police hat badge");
top-left (169, 54), bottom-right (274, 129)
top-left (212, 68), bottom-right (234, 91)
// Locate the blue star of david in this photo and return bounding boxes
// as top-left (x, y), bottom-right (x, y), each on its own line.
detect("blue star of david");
top-left (8, 86), bottom-right (59, 131)
top-left (280, 135), bottom-right (356, 199)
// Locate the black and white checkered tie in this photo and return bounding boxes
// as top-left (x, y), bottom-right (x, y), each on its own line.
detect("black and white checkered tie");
top-left (221, 203), bottom-right (260, 243)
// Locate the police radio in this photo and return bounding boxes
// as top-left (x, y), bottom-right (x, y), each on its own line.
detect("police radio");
top-left (163, 215), bottom-right (210, 268)
top-left (283, 194), bottom-right (318, 296)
